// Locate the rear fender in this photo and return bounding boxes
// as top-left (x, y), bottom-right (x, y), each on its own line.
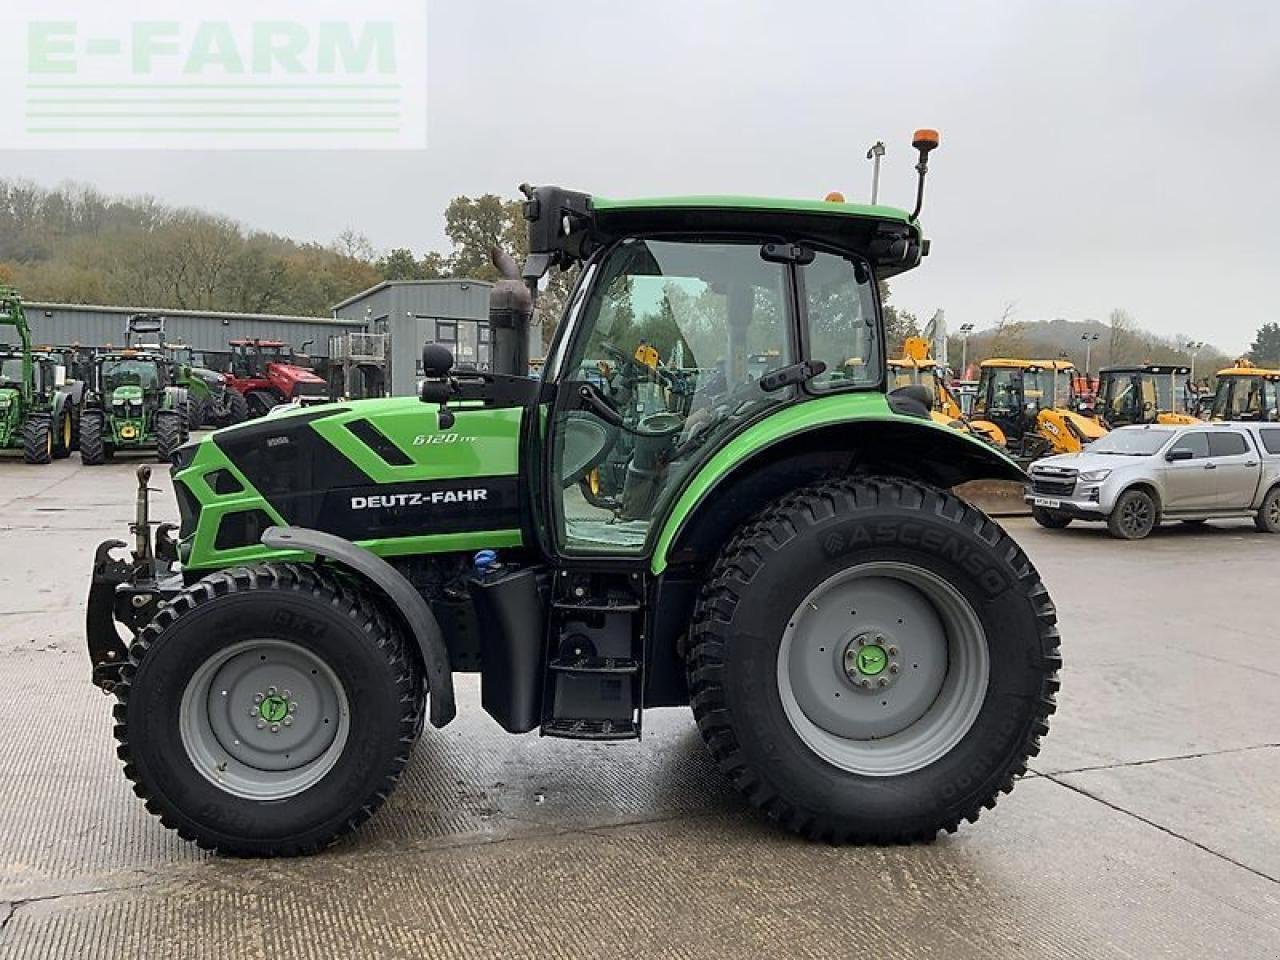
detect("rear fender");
top-left (653, 404), bottom-right (1024, 574)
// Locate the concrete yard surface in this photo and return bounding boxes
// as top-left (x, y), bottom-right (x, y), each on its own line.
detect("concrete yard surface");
top-left (1, 455), bottom-right (1277, 959)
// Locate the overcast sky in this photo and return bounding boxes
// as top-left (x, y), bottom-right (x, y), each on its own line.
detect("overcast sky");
top-left (1, 0), bottom-right (1276, 353)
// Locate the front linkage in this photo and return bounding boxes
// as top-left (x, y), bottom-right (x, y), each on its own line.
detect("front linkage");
top-left (87, 465), bottom-right (181, 692)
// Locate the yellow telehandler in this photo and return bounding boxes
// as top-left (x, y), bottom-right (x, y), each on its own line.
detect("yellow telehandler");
top-left (1209, 358), bottom-right (1280, 421)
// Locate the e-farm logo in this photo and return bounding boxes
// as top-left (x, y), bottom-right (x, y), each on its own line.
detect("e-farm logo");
top-left (0, 1), bottom-right (426, 150)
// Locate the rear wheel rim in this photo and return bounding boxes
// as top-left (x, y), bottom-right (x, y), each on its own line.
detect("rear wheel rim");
top-left (777, 562), bottom-right (990, 777)
top-left (179, 638), bottom-right (350, 800)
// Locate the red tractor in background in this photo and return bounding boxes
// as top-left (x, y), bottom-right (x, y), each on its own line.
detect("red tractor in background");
top-left (224, 339), bottom-right (329, 417)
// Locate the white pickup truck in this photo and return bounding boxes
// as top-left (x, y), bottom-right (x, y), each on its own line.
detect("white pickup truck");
top-left (1025, 422), bottom-right (1280, 539)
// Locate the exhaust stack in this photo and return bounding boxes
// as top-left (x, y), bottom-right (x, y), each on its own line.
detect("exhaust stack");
top-left (488, 246), bottom-right (534, 378)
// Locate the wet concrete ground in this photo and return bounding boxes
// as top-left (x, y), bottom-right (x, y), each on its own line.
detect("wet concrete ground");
top-left (0, 453), bottom-right (1277, 959)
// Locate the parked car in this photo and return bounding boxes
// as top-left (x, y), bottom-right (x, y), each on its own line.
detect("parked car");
top-left (1025, 422), bottom-right (1280, 539)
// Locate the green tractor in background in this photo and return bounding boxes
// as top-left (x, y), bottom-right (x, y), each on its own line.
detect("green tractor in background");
top-left (88, 131), bottom-right (1061, 856)
top-left (79, 347), bottom-right (189, 464)
top-left (126, 315), bottom-right (246, 429)
top-left (0, 286), bottom-right (81, 464)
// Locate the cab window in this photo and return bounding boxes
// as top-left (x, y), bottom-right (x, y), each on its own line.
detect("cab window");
top-left (1170, 432), bottom-right (1209, 459)
top-left (1208, 432), bottom-right (1248, 457)
top-left (801, 251), bottom-right (879, 391)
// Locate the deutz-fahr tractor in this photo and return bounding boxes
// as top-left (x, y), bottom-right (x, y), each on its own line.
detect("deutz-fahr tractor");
top-left (1095, 363), bottom-right (1200, 428)
top-left (88, 132), bottom-right (1061, 856)
top-left (80, 349), bottom-right (189, 464)
top-left (225, 338), bottom-right (328, 417)
top-left (969, 358), bottom-right (1106, 463)
top-left (125, 315), bottom-right (245, 429)
top-left (0, 286), bottom-right (81, 464)
top-left (1209, 359), bottom-right (1280, 422)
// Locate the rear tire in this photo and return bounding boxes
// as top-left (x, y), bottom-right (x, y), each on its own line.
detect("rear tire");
top-left (1255, 486), bottom-right (1280, 533)
top-left (1107, 488), bottom-right (1158, 540)
top-left (1032, 506), bottom-right (1072, 529)
top-left (113, 563), bottom-right (423, 856)
top-left (22, 415), bottom-right (53, 465)
top-left (687, 477), bottom-right (1060, 844)
top-left (79, 412), bottom-right (106, 465)
top-left (155, 411), bottom-right (182, 463)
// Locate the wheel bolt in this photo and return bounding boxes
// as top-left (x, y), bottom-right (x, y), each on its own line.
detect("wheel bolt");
top-left (267, 686), bottom-right (278, 696)
top-left (288, 702), bottom-right (297, 713)
top-left (887, 645), bottom-right (898, 656)
top-left (270, 724), bottom-right (280, 733)
top-left (889, 663), bottom-right (900, 674)
top-left (283, 718), bottom-right (292, 727)
top-left (860, 678), bottom-right (871, 688)
top-left (255, 721), bottom-right (265, 730)
top-left (253, 693), bottom-right (263, 703)
top-left (878, 677), bottom-right (889, 687)
top-left (282, 689), bottom-right (292, 699)
top-left (857, 636), bottom-right (867, 646)
top-left (875, 635), bottom-right (885, 644)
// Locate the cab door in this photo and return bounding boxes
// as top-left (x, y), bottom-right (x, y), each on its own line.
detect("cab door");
top-left (1161, 431), bottom-right (1215, 510)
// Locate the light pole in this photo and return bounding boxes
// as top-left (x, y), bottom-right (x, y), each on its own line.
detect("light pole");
top-left (958, 323), bottom-right (975, 376)
top-left (866, 141), bottom-right (886, 204)
top-left (1185, 340), bottom-right (1205, 384)
top-left (1081, 333), bottom-right (1100, 376)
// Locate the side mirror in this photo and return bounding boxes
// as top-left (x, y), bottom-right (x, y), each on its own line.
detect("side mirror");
top-left (1166, 447), bottom-right (1194, 461)
top-left (422, 342), bottom-right (454, 379)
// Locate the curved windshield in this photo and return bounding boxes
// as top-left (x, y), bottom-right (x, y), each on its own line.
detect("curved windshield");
top-left (101, 358), bottom-right (161, 391)
top-left (1089, 428), bottom-right (1174, 455)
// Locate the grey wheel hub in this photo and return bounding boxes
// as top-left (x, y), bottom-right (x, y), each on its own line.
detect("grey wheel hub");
top-left (1121, 496), bottom-right (1152, 534)
top-left (180, 639), bottom-right (350, 800)
top-left (777, 562), bottom-right (990, 777)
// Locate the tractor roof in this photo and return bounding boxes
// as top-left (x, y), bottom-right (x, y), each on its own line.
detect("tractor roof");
top-left (1217, 359), bottom-right (1280, 378)
top-left (1099, 363), bottom-right (1191, 376)
top-left (980, 358), bottom-right (1077, 372)
top-left (98, 349), bottom-right (164, 361)
top-left (229, 338), bottom-right (286, 347)
top-left (523, 186), bottom-right (926, 279)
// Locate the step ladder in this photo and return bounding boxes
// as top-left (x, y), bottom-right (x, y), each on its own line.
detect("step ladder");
top-left (540, 569), bottom-right (646, 741)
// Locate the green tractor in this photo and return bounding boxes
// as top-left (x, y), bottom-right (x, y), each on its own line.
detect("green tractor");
top-left (88, 131), bottom-right (1061, 855)
top-left (0, 286), bottom-right (80, 464)
top-left (125, 314), bottom-right (246, 429)
top-left (80, 348), bottom-right (189, 464)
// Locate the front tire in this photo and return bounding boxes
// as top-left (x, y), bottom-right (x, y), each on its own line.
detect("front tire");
top-left (79, 411), bottom-right (106, 465)
top-left (687, 477), bottom-right (1060, 844)
top-left (1255, 486), bottom-right (1280, 533)
top-left (52, 410), bottom-right (74, 459)
top-left (113, 564), bottom-right (423, 856)
top-left (1107, 488), bottom-right (1158, 540)
top-left (223, 389), bottom-right (250, 426)
top-left (1032, 506), bottom-right (1072, 529)
top-left (22, 415), bottom-right (53, 464)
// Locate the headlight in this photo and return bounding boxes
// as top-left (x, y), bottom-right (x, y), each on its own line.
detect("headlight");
top-left (1079, 469), bottom-right (1111, 482)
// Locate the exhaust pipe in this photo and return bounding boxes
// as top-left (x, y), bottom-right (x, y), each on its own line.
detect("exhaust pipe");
top-left (488, 246), bottom-right (534, 377)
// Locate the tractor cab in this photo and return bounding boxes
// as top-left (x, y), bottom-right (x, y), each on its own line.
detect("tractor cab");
top-left (1210, 359), bottom-right (1280, 422)
top-left (1096, 364), bottom-right (1199, 427)
top-left (230, 339), bottom-right (292, 379)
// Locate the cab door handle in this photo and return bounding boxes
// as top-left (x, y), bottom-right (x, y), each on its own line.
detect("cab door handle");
top-left (1246, 461), bottom-right (1259, 467)
top-left (1203, 463), bottom-right (1217, 470)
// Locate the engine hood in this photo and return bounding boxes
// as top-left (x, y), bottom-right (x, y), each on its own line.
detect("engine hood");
top-left (111, 384), bottom-right (144, 403)
top-left (0, 386), bottom-right (18, 407)
top-left (1031, 450), bottom-right (1152, 474)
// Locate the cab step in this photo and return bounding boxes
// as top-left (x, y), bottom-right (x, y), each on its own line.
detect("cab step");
top-left (549, 655), bottom-right (639, 674)
top-left (542, 718), bottom-right (638, 741)
top-left (541, 568), bottom-right (648, 741)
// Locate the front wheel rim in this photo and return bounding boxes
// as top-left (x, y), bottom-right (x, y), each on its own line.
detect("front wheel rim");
top-left (1122, 497), bottom-right (1152, 534)
top-left (179, 638), bottom-right (351, 800)
top-left (777, 562), bottom-right (990, 777)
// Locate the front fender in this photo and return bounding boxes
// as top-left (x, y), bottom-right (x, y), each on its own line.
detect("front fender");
top-left (651, 393), bottom-right (1023, 574)
top-left (260, 526), bottom-right (456, 727)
